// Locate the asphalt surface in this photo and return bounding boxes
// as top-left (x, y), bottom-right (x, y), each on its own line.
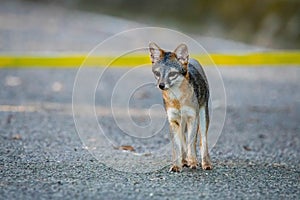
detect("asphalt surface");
top-left (1, 1), bottom-right (299, 199)
top-left (0, 67), bottom-right (299, 199)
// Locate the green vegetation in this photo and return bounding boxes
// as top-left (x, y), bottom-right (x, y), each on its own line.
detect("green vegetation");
top-left (29, 0), bottom-right (300, 49)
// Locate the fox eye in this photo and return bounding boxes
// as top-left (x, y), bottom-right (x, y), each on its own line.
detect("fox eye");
top-left (168, 72), bottom-right (178, 79)
top-left (153, 71), bottom-right (160, 77)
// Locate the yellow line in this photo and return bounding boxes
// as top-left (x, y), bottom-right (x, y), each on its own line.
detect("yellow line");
top-left (0, 51), bottom-right (299, 68)
top-left (207, 51), bottom-right (300, 65)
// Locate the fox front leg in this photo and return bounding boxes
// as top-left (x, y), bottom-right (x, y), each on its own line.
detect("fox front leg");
top-left (169, 121), bottom-right (184, 172)
top-left (186, 116), bottom-right (199, 169)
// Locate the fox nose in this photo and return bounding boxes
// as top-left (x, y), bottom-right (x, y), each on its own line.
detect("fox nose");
top-left (158, 83), bottom-right (165, 90)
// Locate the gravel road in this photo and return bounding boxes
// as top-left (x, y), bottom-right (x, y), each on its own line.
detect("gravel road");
top-left (0, 67), bottom-right (299, 199)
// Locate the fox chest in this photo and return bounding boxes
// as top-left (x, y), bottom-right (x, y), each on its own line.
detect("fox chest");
top-left (162, 87), bottom-right (197, 122)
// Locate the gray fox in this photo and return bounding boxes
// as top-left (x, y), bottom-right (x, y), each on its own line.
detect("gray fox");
top-left (149, 42), bottom-right (212, 172)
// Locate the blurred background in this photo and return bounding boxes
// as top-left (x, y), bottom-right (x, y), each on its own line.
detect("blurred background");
top-left (26, 0), bottom-right (300, 49)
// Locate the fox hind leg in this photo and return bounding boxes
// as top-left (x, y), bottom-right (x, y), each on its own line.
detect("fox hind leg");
top-left (199, 105), bottom-right (212, 170)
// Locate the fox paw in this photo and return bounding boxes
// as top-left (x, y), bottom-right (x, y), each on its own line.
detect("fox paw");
top-left (182, 159), bottom-right (189, 168)
top-left (202, 161), bottom-right (213, 170)
top-left (187, 159), bottom-right (198, 169)
top-left (169, 165), bottom-right (182, 173)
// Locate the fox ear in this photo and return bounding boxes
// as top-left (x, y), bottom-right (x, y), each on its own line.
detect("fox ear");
top-left (174, 43), bottom-right (189, 65)
top-left (149, 42), bottom-right (164, 64)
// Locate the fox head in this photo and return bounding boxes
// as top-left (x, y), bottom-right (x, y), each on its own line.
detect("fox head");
top-left (149, 42), bottom-right (189, 90)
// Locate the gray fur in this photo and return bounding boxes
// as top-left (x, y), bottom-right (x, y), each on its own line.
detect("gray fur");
top-left (187, 58), bottom-right (209, 107)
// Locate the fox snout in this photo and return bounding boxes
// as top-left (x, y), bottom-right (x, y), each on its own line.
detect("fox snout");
top-left (157, 78), bottom-right (169, 90)
top-left (158, 82), bottom-right (166, 90)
